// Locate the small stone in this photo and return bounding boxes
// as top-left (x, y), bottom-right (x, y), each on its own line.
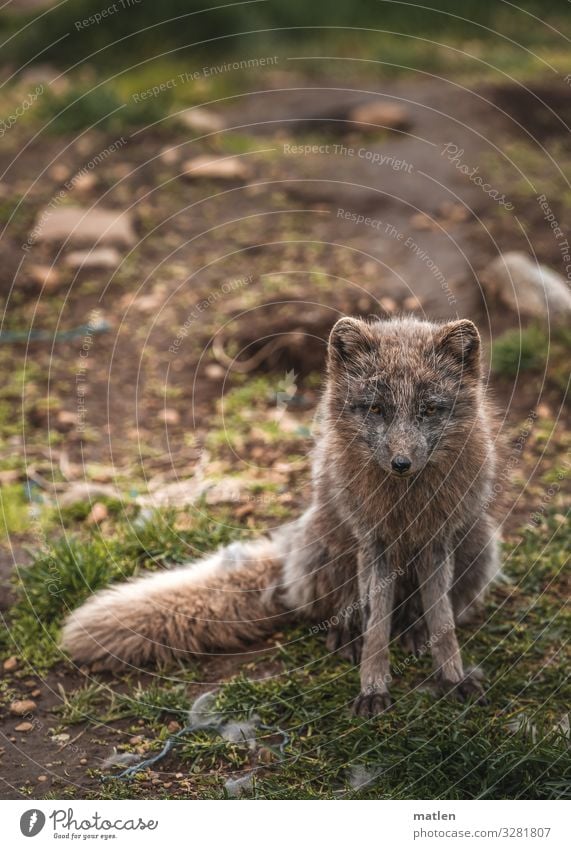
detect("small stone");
top-left (51, 733), bottom-right (70, 745)
top-left (80, 758), bottom-right (88, 765)
top-left (481, 252), bottom-right (571, 321)
top-left (159, 146), bottom-right (179, 165)
top-left (37, 774), bottom-right (48, 782)
top-left (49, 164), bottom-right (70, 181)
top-left (410, 212), bottom-right (435, 231)
top-left (379, 296), bottom-right (397, 314)
top-left (64, 247), bottom-right (121, 270)
top-left (129, 735), bottom-right (144, 745)
top-left (86, 502), bottom-right (108, 525)
top-left (10, 700), bottom-right (37, 716)
top-left (70, 172), bottom-right (97, 192)
top-left (402, 295), bottom-right (423, 312)
top-left (15, 722), bottom-right (34, 732)
top-left (159, 408), bottom-right (180, 425)
top-left (3, 656), bottom-right (18, 672)
top-left (348, 101), bottom-right (411, 132)
top-left (536, 403), bottom-right (551, 418)
top-left (35, 206), bottom-right (136, 248)
top-left (28, 264), bottom-right (62, 289)
top-left (56, 410), bottom-right (77, 428)
top-left (176, 107), bottom-right (225, 134)
top-left (31, 690), bottom-right (41, 698)
top-left (205, 363), bottom-right (225, 379)
top-left (182, 155), bottom-right (251, 181)
top-left (167, 721), bottom-right (181, 733)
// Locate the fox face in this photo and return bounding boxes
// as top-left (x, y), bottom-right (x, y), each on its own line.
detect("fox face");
top-left (326, 316), bottom-right (482, 478)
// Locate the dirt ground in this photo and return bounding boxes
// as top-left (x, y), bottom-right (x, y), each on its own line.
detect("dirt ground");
top-left (0, 70), bottom-right (570, 799)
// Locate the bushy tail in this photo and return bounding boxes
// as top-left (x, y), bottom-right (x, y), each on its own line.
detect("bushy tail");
top-left (61, 536), bottom-right (293, 670)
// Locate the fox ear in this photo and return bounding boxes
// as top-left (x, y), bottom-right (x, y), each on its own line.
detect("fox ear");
top-left (435, 319), bottom-right (481, 375)
top-left (328, 317), bottom-right (376, 364)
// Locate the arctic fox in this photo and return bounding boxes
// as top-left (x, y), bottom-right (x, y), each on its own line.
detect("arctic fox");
top-left (62, 316), bottom-right (500, 716)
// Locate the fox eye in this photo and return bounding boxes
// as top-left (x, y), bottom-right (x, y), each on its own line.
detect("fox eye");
top-left (369, 404), bottom-right (383, 416)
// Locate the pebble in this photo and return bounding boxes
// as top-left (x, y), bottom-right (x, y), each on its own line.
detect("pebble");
top-left (3, 656), bottom-right (18, 672)
top-left (159, 408), bottom-right (180, 425)
top-left (34, 206), bottom-right (136, 248)
top-left (348, 101), bottom-right (411, 132)
top-left (15, 722), bottom-right (34, 732)
top-left (10, 699), bottom-right (37, 716)
top-left (85, 502), bottom-right (109, 525)
top-left (64, 247), bottom-right (122, 270)
top-left (28, 264), bottom-right (62, 289)
top-left (182, 155), bottom-right (251, 181)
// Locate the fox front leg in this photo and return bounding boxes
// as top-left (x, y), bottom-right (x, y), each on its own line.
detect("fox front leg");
top-left (353, 539), bottom-right (395, 718)
top-left (416, 542), bottom-right (487, 705)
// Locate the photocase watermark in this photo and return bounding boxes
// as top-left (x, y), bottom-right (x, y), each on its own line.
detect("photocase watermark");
top-left (22, 136), bottom-right (127, 252)
top-left (284, 142), bottom-right (414, 173)
top-left (168, 274), bottom-right (253, 354)
top-left (0, 85), bottom-right (43, 138)
top-left (309, 562), bottom-right (406, 636)
top-left (132, 56), bottom-right (279, 102)
top-left (76, 309), bottom-right (105, 434)
top-left (385, 222), bottom-right (457, 306)
top-left (528, 445), bottom-right (571, 528)
top-left (483, 409), bottom-right (537, 512)
top-left (337, 207), bottom-right (383, 231)
top-left (536, 193), bottom-right (571, 283)
top-left (74, 0), bottom-right (142, 30)
top-left (361, 623), bottom-right (456, 689)
top-left (441, 143), bottom-right (514, 211)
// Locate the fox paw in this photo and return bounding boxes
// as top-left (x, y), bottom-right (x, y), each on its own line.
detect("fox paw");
top-left (437, 673), bottom-right (488, 706)
top-left (326, 625), bottom-right (362, 665)
top-left (353, 690), bottom-right (392, 718)
top-left (399, 618), bottom-right (428, 657)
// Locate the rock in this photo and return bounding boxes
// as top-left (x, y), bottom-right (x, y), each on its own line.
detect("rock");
top-left (49, 164), bottom-right (70, 182)
top-left (348, 101), bottom-right (411, 132)
top-left (51, 733), bottom-right (70, 745)
top-left (204, 363), bottom-right (225, 379)
top-left (3, 656), bottom-right (18, 672)
top-left (159, 408), bottom-right (180, 425)
top-left (58, 481), bottom-right (121, 507)
top-left (159, 146), bottom-right (179, 165)
top-left (28, 264), bottom-right (62, 289)
top-left (64, 247), bottom-right (121, 270)
top-left (56, 410), bottom-right (77, 429)
top-left (10, 699), bottom-right (37, 716)
top-left (182, 155), bottom-right (251, 181)
top-left (379, 296), bottom-right (397, 314)
top-left (402, 295), bottom-right (423, 311)
top-left (37, 775), bottom-right (48, 782)
top-left (410, 212), bottom-right (436, 231)
top-left (176, 107), bottom-right (225, 134)
top-left (70, 172), bottom-right (97, 192)
top-left (15, 722), bottom-right (34, 733)
top-left (481, 252), bottom-right (571, 320)
top-left (35, 206), bottom-right (136, 247)
top-left (85, 502), bottom-right (109, 525)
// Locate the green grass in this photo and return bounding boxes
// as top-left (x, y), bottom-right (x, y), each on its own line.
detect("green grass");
top-left (3, 503), bottom-right (568, 798)
top-left (0, 505), bottom-right (243, 669)
top-left (492, 323), bottom-right (571, 394)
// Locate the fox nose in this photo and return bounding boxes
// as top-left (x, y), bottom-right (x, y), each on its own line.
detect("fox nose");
top-left (391, 455), bottom-right (412, 474)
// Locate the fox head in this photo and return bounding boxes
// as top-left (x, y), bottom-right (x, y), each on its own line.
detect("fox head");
top-left (326, 315), bottom-right (482, 478)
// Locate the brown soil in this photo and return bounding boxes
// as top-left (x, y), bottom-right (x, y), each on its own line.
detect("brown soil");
top-left (1, 73), bottom-right (569, 799)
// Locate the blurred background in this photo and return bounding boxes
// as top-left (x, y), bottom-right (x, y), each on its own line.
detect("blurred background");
top-left (0, 0), bottom-right (569, 801)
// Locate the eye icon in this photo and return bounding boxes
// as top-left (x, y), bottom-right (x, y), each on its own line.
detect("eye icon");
top-left (20, 810), bottom-right (46, 837)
